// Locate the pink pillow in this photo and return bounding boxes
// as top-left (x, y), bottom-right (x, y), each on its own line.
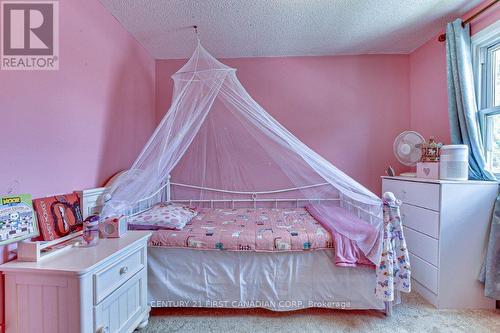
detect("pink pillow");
top-left (128, 202), bottom-right (197, 230)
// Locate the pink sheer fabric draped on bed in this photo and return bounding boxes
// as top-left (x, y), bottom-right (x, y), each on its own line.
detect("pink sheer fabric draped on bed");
top-left (305, 204), bottom-right (379, 267)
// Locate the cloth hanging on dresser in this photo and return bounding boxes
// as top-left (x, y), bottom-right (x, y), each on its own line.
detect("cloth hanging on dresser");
top-left (375, 195), bottom-right (411, 302)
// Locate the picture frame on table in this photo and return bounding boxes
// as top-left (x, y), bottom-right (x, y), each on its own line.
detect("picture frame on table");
top-left (0, 194), bottom-right (39, 246)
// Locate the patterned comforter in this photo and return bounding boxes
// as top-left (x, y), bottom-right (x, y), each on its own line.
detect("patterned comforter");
top-left (149, 207), bottom-right (334, 251)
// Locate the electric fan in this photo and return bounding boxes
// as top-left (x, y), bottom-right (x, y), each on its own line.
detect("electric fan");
top-left (393, 131), bottom-right (425, 177)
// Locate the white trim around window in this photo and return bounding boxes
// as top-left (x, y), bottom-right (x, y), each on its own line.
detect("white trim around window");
top-left (471, 19), bottom-right (500, 178)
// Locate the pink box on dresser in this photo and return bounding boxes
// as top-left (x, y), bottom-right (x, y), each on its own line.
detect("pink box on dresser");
top-left (416, 162), bottom-right (439, 179)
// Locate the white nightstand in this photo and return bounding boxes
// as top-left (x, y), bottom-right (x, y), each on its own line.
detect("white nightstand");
top-left (0, 231), bottom-right (152, 333)
top-left (382, 176), bottom-right (497, 309)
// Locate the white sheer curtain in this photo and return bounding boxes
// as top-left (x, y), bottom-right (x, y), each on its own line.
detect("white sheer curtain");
top-left (102, 42), bottom-right (382, 225)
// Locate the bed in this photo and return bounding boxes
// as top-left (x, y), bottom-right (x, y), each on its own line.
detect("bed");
top-left (85, 43), bottom-right (410, 317)
top-left (145, 205), bottom-right (384, 312)
top-left (82, 177), bottom-right (409, 316)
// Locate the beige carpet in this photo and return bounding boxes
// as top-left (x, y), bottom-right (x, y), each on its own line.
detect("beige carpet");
top-left (143, 292), bottom-right (500, 333)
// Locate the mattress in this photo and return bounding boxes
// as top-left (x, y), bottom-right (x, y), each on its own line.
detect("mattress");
top-left (148, 207), bottom-right (334, 252)
top-left (148, 247), bottom-right (385, 311)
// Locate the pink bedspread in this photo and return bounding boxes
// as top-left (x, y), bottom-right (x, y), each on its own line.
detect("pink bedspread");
top-left (149, 208), bottom-right (334, 251)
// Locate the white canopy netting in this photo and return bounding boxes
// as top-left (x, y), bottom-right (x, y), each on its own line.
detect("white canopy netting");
top-left (102, 42), bottom-right (383, 230)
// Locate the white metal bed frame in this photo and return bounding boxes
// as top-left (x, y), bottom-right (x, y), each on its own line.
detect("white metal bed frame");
top-left (81, 175), bottom-right (391, 315)
top-left (115, 175), bottom-right (382, 224)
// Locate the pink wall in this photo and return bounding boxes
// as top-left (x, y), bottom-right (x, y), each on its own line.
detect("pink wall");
top-left (409, 2), bottom-right (500, 142)
top-left (409, 37), bottom-right (450, 142)
top-left (0, 0), bottom-right (156, 199)
top-left (0, 0), bottom-right (156, 326)
top-left (156, 55), bottom-right (411, 195)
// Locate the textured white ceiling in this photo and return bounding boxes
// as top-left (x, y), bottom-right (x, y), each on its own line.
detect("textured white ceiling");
top-left (99, 0), bottom-right (483, 59)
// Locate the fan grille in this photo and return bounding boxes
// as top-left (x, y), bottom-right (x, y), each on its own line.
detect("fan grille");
top-left (393, 131), bottom-right (425, 166)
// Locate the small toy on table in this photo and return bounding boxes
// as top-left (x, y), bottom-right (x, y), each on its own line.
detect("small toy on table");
top-left (420, 137), bottom-right (443, 162)
top-left (416, 137), bottom-right (443, 179)
top-left (99, 216), bottom-right (128, 238)
top-left (81, 215), bottom-right (100, 247)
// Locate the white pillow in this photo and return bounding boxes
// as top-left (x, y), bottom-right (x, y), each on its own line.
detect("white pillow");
top-left (127, 202), bottom-right (197, 230)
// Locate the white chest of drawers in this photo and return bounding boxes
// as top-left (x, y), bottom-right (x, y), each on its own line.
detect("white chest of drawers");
top-left (382, 176), bottom-right (497, 309)
top-left (0, 231), bottom-right (152, 333)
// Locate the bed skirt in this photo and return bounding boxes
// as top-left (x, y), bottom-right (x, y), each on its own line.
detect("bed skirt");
top-left (147, 247), bottom-right (384, 311)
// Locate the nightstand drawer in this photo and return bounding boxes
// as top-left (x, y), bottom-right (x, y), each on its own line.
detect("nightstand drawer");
top-left (409, 252), bottom-right (438, 294)
top-left (404, 226), bottom-right (438, 266)
top-left (94, 269), bottom-right (146, 333)
top-left (94, 246), bottom-right (145, 304)
top-left (383, 179), bottom-right (440, 211)
top-left (401, 204), bottom-right (439, 238)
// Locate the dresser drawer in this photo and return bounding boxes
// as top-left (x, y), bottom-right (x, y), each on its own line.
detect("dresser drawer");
top-left (94, 269), bottom-right (146, 333)
top-left (401, 204), bottom-right (439, 238)
top-left (404, 227), bottom-right (438, 266)
top-left (383, 179), bottom-right (440, 211)
top-left (94, 246), bottom-right (145, 304)
top-left (409, 252), bottom-right (438, 294)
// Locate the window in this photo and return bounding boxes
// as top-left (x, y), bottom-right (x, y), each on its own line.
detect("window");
top-left (472, 21), bottom-right (500, 176)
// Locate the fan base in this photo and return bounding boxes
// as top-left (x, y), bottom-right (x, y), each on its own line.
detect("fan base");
top-left (399, 172), bottom-right (417, 177)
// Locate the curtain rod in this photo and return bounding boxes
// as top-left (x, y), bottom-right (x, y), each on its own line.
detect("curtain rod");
top-left (438, 0), bottom-right (499, 42)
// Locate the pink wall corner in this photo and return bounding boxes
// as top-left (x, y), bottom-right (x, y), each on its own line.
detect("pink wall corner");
top-left (0, 0), bottom-right (156, 200)
top-left (155, 59), bottom-right (186, 121)
top-left (0, 0), bottom-right (156, 326)
top-left (409, 1), bottom-right (500, 142)
top-left (409, 37), bottom-right (450, 143)
top-left (156, 55), bottom-right (411, 195)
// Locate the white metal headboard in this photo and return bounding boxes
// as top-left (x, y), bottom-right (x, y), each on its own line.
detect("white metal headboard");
top-left (80, 174), bottom-right (382, 222)
top-left (170, 180), bottom-right (333, 208)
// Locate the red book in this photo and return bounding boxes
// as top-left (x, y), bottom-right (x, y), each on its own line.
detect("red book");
top-left (33, 192), bottom-right (83, 241)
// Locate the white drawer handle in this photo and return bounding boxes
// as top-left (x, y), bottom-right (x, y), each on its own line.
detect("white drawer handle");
top-left (119, 266), bottom-right (128, 275)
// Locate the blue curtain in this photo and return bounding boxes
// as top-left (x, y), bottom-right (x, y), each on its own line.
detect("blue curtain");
top-left (446, 19), bottom-right (500, 299)
top-left (446, 19), bottom-right (495, 181)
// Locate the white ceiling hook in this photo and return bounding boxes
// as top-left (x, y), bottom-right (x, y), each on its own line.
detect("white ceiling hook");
top-left (193, 25), bottom-right (200, 43)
